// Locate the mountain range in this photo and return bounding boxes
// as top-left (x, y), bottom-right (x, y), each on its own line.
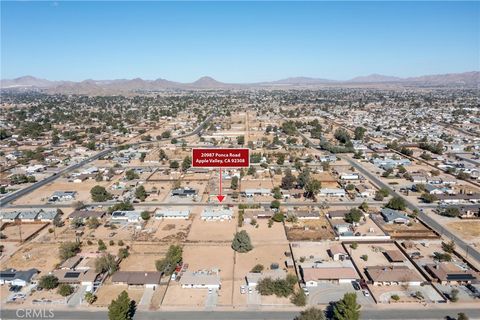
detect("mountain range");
top-left (1, 71), bottom-right (478, 94)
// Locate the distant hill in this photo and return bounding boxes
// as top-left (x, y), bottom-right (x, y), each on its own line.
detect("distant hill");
top-left (1, 71), bottom-right (478, 94)
top-left (348, 74), bottom-right (403, 83)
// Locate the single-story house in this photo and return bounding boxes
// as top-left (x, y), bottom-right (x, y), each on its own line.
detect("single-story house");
top-left (365, 266), bottom-right (423, 286)
top-left (201, 207), bottom-right (233, 221)
top-left (319, 188), bottom-right (346, 197)
top-left (381, 208), bottom-right (410, 224)
top-left (155, 208), bottom-right (190, 220)
top-left (424, 262), bottom-right (477, 285)
top-left (52, 269), bottom-right (99, 286)
top-left (355, 184), bottom-right (375, 198)
top-left (0, 268), bottom-right (39, 286)
top-left (69, 210), bottom-right (106, 222)
top-left (36, 209), bottom-right (60, 222)
top-left (335, 223), bottom-right (351, 234)
top-left (59, 256), bottom-right (83, 270)
top-left (411, 175), bottom-right (428, 184)
top-left (112, 271), bottom-right (162, 288)
top-left (328, 210), bottom-right (349, 220)
top-left (171, 188), bottom-right (197, 197)
top-left (111, 210), bottom-right (143, 223)
top-left (302, 267), bottom-right (357, 286)
top-left (0, 211), bottom-right (20, 222)
top-left (295, 209), bottom-right (320, 220)
top-left (49, 191), bottom-right (77, 202)
top-left (17, 210), bottom-right (39, 222)
top-left (437, 194), bottom-right (480, 204)
top-left (180, 271), bottom-right (221, 289)
top-left (244, 188), bottom-right (271, 197)
top-left (340, 173), bottom-right (359, 180)
top-left (243, 208), bottom-right (273, 220)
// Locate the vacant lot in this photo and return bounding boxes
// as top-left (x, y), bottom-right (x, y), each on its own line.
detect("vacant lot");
top-left (150, 218), bottom-right (192, 243)
top-left (95, 284), bottom-right (144, 307)
top-left (447, 220), bottom-right (480, 240)
top-left (1, 223), bottom-right (48, 242)
top-left (285, 217), bottom-right (335, 241)
top-left (239, 220), bottom-right (288, 244)
top-left (187, 212), bottom-right (237, 242)
top-left (5, 243), bottom-right (60, 274)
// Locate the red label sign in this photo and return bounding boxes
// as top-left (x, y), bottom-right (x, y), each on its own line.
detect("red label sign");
top-left (192, 148), bottom-right (250, 168)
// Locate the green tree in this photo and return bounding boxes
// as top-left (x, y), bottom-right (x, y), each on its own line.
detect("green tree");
top-left (442, 240), bottom-right (456, 254)
top-left (270, 200), bottom-right (281, 210)
top-left (231, 230), bottom-right (253, 253)
top-left (135, 186), bottom-right (147, 201)
top-left (155, 245), bottom-right (183, 275)
top-left (272, 187), bottom-right (282, 199)
top-left (84, 292), bottom-right (97, 304)
top-left (421, 193), bottom-right (437, 203)
top-left (95, 253), bottom-right (118, 275)
top-left (450, 288), bottom-right (459, 302)
top-left (125, 169), bottom-right (139, 180)
top-left (457, 312), bottom-right (469, 320)
top-left (118, 247), bottom-right (130, 259)
top-left (386, 196), bottom-right (407, 211)
top-left (108, 290), bottom-right (135, 320)
top-left (354, 126), bottom-right (366, 140)
top-left (141, 211), bottom-right (150, 220)
top-left (291, 290), bottom-right (307, 306)
top-left (345, 208), bottom-right (362, 223)
top-left (251, 264), bottom-right (264, 273)
top-left (98, 239), bottom-right (107, 251)
top-left (332, 292), bottom-right (361, 320)
top-left (57, 284), bottom-right (74, 297)
top-left (295, 307), bottom-right (325, 320)
top-left (169, 160), bottom-right (180, 169)
top-left (59, 241), bottom-right (81, 261)
top-left (304, 179), bottom-right (321, 198)
top-left (181, 156), bottom-right (192, 171)
top-left (237, 135), bottom-right (245, 145)
top-left (281, 169), bottom-right (296, 189)
top-left (231, 176), bottom-right (239, 190)
top-left (90, 185), bottom-right (112, 202)
top-left (39, 275), bottom-right (59, 290)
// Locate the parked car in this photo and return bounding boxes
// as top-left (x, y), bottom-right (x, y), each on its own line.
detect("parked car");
top-left (466, 284), bottom-right (479, 296)
top-left (362, 290), bottom-right (370, 297)
top-left (240, 285), bottom-right (247, 294)
top-left (248, 287), bottom-right (253, 294)
top-left (352, 281), bottom-right (360, 290)
top-left (302, 287), bottom-right (309, 296)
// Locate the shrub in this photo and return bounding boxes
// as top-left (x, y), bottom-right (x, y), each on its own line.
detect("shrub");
top-left (57, 284), bottom-right (74, 297)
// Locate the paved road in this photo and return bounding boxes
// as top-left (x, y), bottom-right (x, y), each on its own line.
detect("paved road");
top-left (5, 200), bottom-right (387, 209)
top-left (2, 308), bottom-right (480, 320)
top-left (342, 155), bottom-right (480, 265)
top-left (0, 114), bottom-right (215, 208)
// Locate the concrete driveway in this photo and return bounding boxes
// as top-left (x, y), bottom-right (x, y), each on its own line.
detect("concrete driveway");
top-left (205, 289), bottom-right (218, 309)
top-left (139, 287), bottom-right (154, 309)
top-left (307, 282), bottom-right (373, 305)
top-left (68, 285), bottom-right (88, 307)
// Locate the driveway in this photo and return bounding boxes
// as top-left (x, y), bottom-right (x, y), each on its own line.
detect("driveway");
top-left (68, 285), bottom-right (88, 307)
top-left (247, 287), bottom-right (261, 306)
top-left (205, 289), bottom-right (218, 309)
top-left (138, 287), bottom-right (154, 309)
top-left (307, 282), bottom-right (373, 305)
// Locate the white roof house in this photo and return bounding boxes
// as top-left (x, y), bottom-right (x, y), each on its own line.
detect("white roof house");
top-left (180, 271), bottom-right (221, 289)
top-left (319, 188), bottom-right (346, 197)
top-left (201, 207), bottom-right (233, 221)
top-left (155, 208), bottom-right (190, 220)
top-left (245, 269), bottom-right (286, 287)
top-left (36, 209), bottom-right (60, 222)
top-left (111, 211), bottom-right (143, 223)
top-left (244, 188), bottom-right (271, 197)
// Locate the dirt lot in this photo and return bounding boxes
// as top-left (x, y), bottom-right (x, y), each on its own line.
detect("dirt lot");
top-left (150, 218), bottom-right (192, 243)
top-left (187, 211), bottom-right (237, 242)
top-left (447, 220), bottom-right (480, 241)
top-left (116, 243), bottom-right (169, 271)
top-left (12, 179), bottom-right (111, 205)
top-left (372, 214), bottom-right (438, 239)
top-left (5, 243), bottom-right (60, 274)
top-left (285, 217), bottom-right (335, 241)
top-left (1, 223), bottom-right (48, 242)
top-left (94, 284), bottom-right (144, 307)
top-left (239, 220), bottom-right (288, 244)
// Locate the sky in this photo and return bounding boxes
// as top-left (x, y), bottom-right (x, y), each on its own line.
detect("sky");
top-left (1, 1), bottom-right (479, 83)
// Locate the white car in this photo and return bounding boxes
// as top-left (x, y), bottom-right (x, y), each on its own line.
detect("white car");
top-left (240, 285), bottom-right (247, 294)
top-left (302, 288), bottom-right (310, 296)
top-left (363, 290), bottom-right (370, 297)
top-left (248, 287), bottom-right (253, 294)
